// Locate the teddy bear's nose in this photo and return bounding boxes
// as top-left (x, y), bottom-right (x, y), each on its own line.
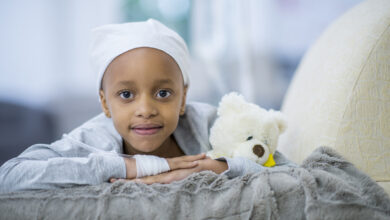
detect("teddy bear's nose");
top-left (252, 145), bottom-right (265, 157)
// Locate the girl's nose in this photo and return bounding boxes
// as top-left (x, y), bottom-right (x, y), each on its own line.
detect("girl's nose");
top-left (134, 95), bottom-right (158, 119)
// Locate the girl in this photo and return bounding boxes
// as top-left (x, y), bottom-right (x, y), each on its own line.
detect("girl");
top-left (0, 19), bottom-right (293, 193)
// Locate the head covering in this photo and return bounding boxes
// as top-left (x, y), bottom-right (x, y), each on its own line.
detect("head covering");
top-left (90, 19), bottom-right (190, 94)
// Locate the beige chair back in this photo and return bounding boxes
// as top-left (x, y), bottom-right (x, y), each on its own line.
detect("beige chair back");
top-left (279, 0), bottom-right (390, 194)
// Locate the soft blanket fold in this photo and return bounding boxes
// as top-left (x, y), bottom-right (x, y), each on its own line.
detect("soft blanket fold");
top-left (1, 147), bottom-right (389, 220)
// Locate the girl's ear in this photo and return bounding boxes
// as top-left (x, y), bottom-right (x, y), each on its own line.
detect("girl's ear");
top-left (99, 90), bottom-right (111, 118)
top-left (179, 85), bottom-right (188, 116)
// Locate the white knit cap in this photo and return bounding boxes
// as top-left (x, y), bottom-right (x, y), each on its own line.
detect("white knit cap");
top-left (90, 19), bottom-right (190, 94)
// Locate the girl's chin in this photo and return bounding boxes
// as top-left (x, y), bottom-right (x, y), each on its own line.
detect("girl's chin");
top-left (136, 147), bottom-right (159, 153)
top-left (123, 137), bottom-right (166, 154)
top-left (128, 143), bottom-right (161, 154)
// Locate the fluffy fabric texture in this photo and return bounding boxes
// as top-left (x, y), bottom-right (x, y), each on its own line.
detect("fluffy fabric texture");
top-left (90, 19), bottom-right (190, 94)
top-left (1, 147), bottom-right (389, 219)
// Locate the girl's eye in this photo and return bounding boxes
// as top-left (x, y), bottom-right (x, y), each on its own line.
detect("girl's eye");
top-left (156, 89), bottom-right (171, 98)
top-left (119, 91), bottom-right (134, 99)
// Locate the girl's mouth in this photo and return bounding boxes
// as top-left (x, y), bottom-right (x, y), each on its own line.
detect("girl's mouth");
top-left (131, 124), bottom-right (163, 136)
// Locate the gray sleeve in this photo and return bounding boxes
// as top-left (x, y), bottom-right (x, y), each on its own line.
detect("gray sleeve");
top-left (0, 115), bottom-right (127, 193)
top-left (218, 151), bottom-right (298, 178)
top-left (0, 140), bottom-right (126, 194)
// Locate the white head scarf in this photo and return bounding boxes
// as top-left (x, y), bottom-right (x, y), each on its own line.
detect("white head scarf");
top-left (90, 19), bottom-right (190, 94)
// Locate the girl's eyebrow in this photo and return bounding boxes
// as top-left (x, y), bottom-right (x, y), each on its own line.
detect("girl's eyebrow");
top-left (115, 80), bottom-right (136, 87)
top-left (114, 79), bottom-right (175, 88)
top-left (154, 79), bottom-right (174, 85)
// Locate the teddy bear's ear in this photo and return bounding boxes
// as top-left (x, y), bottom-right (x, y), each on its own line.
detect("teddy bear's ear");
top-left (268, 110), bottom-right (287, 134)
top-left (218, 92), bottom-right (247, 116)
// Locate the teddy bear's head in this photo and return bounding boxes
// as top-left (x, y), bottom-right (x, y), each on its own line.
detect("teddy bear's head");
top-left (209, 92), bottom-right (287, 166)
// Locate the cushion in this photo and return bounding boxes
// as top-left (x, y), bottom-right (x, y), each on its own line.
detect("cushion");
top-left (1, 147), bottom-right (390, 219)
top-left (278, 0), bottom-right (390, 194)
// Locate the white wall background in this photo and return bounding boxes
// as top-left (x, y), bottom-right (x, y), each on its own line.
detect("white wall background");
top-left (188, 0), bottom-right (363, 108)
top-left (0, 0), bottom-right (126, 105)
top-left (0, 0), bottom-right (124, 138)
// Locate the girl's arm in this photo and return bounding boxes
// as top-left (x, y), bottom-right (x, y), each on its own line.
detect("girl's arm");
top-left (115, 158), bottom-right (227, 184)
top-left (0, 137), bottom-right (207, 193)
top-left (0, 138), bottom-right (127, 194)
top-left (219, 151), bottom-right (298, 178)
top-left (0, 113), bottom-right (128, 193)
top-left (126, 151), bottom-right (296, 184)
top-left (121, 153), bottom-right (207, 181)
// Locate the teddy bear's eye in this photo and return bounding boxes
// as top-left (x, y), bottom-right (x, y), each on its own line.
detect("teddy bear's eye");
top-left (246, 136), bottom-right (253, 141)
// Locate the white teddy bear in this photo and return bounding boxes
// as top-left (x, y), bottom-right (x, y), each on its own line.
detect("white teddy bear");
top-left (207, 92), bottom-right (287, 167)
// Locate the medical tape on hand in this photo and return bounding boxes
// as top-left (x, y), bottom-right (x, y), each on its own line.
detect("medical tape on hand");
top-left (133, 155), bottom-right (170, 178)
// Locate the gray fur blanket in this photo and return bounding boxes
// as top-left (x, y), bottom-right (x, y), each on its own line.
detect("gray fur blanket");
top-left (1, 147), bottom-right (389, 219)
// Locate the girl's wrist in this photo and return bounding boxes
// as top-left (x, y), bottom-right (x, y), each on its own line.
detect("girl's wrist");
top-left (213, 160), bottom-right (228, 174)
top-left (200, 159), bottom-right (228, 174)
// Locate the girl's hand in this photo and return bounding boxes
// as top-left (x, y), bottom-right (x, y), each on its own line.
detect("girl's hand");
top-left (166, 153), bottom-right (206, 170)
top-left (110, 166), bottom-right (201, 184)
top-left (117, 153), bottom-right (207, 181)
top-left (111, 157), bottom-right (228, 185)
top-left (131, 166), bottom-right (202, 184)
top-left (198, 157), bottom-right (228, 174)
top-left (134, 158), bottom-right (228, 184)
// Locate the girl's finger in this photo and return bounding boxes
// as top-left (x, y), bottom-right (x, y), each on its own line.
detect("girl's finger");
top-left (169, 160), bottom-right (198, 170)
top-left (168, 153), bottom-right (206, 170)
top-left (135, 172), bottom-right (172, 185)
top-left (110, 178), bottom-right (133, 183)
top-left (134, 176), bottom-right (156, 185)
top-left (182, 153), bottom-right (206, 162)
top-left (178, 160), bottom-right (198, 169)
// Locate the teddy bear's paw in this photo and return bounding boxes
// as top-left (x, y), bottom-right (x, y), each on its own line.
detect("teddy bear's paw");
top-left (206, 150), bottom-right (228, 160)
top-left (206, 150), bottom-right (216, 159)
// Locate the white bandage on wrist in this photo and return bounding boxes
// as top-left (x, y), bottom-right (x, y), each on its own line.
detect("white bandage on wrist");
top-left (133, 155), bottom-right (170, 178)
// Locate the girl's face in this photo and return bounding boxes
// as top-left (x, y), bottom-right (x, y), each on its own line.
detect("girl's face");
top-left (99, 47), bottom-right (187, 154)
